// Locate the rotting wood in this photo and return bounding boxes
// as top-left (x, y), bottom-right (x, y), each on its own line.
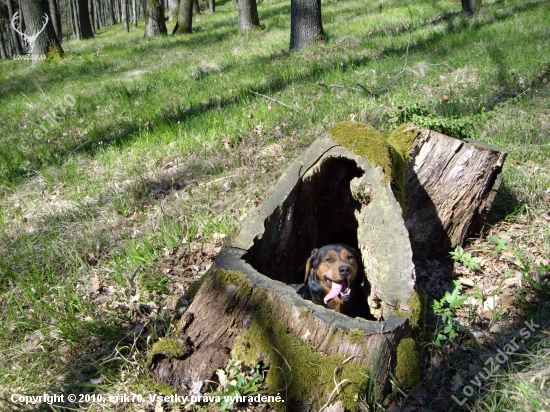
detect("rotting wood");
top-left (404, 128), bottom-right (507, 258)
top-left (149, 122), bottom-right (506, 410)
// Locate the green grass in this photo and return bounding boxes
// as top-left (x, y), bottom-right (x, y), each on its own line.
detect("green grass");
top-left (0, 0), bottom-right (549, 410)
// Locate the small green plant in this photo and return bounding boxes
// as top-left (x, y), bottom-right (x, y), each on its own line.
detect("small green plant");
top-left (450, 246), bottom-right (481, 270)
top-left (489, 235), bottom-right (508, 254)
top-left (209, 359), bottom-right (265, 411)
top-left (431, 280), bottom-right (469, 347)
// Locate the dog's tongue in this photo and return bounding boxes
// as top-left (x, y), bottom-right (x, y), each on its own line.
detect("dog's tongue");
top-left (324, 282), bottom-right (343, 304)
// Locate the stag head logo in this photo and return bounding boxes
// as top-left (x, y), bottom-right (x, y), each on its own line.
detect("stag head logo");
top-left (11, 11), bottom-right (49, 62)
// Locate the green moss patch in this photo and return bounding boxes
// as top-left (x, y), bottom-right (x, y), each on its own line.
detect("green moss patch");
top-left (395, 337), bottom-right (421, 390)
top-left (406, 289), bottom-right (427, 338)
top-left (329, 122), bottom-right (418, 213)
top-left (147, 338), bottom-right (188, 367)
top-left (232, 288), bottom-right (370, 411)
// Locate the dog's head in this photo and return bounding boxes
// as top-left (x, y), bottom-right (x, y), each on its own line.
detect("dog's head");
top-left (304, 244), bottom-right (360, 312)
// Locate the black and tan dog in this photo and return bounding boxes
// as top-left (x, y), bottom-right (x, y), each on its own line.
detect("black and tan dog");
top-left (296, 244), bottom-right (360, 315)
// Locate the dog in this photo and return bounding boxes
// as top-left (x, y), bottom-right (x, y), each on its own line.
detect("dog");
top-left (295, 244), bottom-right (360, 315)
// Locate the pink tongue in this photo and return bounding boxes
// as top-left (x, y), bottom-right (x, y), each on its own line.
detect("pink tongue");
top-left (324, 282), bottom-right (343, 304)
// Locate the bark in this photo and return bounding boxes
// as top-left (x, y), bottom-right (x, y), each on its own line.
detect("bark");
top-left (47, 0), bottom-right (62, 41)
top-left (192, 0), bottom-right (199, 14)
top-left (107, 0), bottom-right (116, 25)
top-left (7, 0), bottom-right (24, 55)
top-left (237, 0), bottom-right (259, 31)
top-left (122, 0), bottom-right (129, 32)
top-left (149, 124), bottom-right (419, 406)
top-left (172, 0), bottom-right (192, 34)
top-left (87, 0), bottom-right (95, 34)
top-left (132, 0), bottom-right (138, 27)
top-left (144, 0), bottom-right (167, 36)
top-left (208, 0), bottom-right (214, 14)
top-left (461, 0), bottom-right (475, 15)
top-left (290, 0), bottom-right (324, 50)
top-left (19, 0), bottom-right (64, 64)
top-left (78, 0), bottom-right (94, 38)
top-left (167, 0), bottom-right (178, 23)
top-left (0, 27), bottom-right (7, 59)
top-left (404, 128), bottom-right (506, 259)
top-left (148, 122), bottom-right (506, 406)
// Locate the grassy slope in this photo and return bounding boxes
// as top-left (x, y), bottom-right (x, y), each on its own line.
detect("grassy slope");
top-left (0, 0), bottom-right (549, 410)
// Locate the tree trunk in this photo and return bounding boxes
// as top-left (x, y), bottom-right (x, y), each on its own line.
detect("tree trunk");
top-left (70, 0), bottom-right (80, 39)
top-left (237, 0), bottom-right (259, 31)
top-left (167, 0), bottom-right (178, 23)
top-left (461, 0), bottom-right (475, 15)
top-left (7, 0), bottom-right (24, 55)
top-left (148, 122), bottom-right (507, 407)
top-left (77, 0), bottom-right (94, 38)
top-left (289, 0), bottom-right (324, 50)
top-left (192, 0), bottom-right (199, 14)
top-left (149, 123), bottom-right (423, 407)
top-left (404, 127), bottom-right (506, 259)
top-left (47, 0), bottom-right (62, 41)
top-left (144, 0), bottom-right (167, 36)
top-left (132, 0), bottom-right (138, 27)
top-left (208, 0), bottom-right (214, 13)
top-left (87, 0), bottom-right (95, 34)
top-left (0, 27), bottom-right (7, 59)
top-left (107, 0), bottom-right (116, 25)
top-left (19, 0), bottom-right (64, 64)
top-left (172, 0), bottom-right (192, 34)
top-left (122, 0), bottom-right (129, 32)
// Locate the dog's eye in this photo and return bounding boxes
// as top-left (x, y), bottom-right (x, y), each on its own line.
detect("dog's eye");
top-left (326, 257), bottom-right (335, 263)
top-left (347, 255), bottom-right (354, 260)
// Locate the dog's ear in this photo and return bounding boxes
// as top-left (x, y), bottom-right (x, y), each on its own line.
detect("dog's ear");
top-left (304, 248), bottom-right (319, 284)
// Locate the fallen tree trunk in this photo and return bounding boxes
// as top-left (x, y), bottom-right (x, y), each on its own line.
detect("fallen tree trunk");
top-left (149, 122), bottom-right (506, 410)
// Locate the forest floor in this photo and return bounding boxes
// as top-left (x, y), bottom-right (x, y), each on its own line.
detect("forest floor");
top-left (0, 0), bottom-right (549, 410)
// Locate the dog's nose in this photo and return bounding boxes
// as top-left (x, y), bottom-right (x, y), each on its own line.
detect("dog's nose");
top-left (339, 265), bottom-right (351, 276)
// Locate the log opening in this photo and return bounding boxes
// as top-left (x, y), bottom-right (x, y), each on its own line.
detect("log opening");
top-left (243, 156), bottom-right (377, 320)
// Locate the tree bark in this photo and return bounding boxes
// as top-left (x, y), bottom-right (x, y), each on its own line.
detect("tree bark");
top-left (0, 27), bottom-right (7, 59)
top-left (208, 0), bottom-right (214, 14)
top-left (172, 0), bottom-right (192, 34)
top-left (107, 0), bottom-right (116, 25)
top-left (122, 0), bottom-right (129, 32)
top-left (19, 0), bottom-right (64, 64)
top-left (167, 0), bottom-right (178, 23)
top-left (290, 0), bottom-right (324, 50)
top-left (404, 127), bottom-right (506, 259)
top-left (192, 0), bottom-right (199, 14)
top-left (77, 0), bottom-right (94, 38)
top-left (148, 122), bottom-right (506, 407)
top-left (237, 0), bottom-right (259, 31)
top-left (47, 0), bottom-right (62, 41)
top-left (7, 0), bottom-right (24, 55)
top-left (87, 0), bottom-right (95, 34)
top-left (461, 0), bottom-right (475, 15)
top-left (144, 0), bottom-right (167, 36)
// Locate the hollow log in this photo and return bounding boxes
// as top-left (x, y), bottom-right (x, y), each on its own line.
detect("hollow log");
top-left (148, 122), bottom-right (506, 410)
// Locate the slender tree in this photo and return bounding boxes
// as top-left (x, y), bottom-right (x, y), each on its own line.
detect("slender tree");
top-left (77, 0), bottom-right (94, 38)
top-left (87, 0), bottom-right (95, 33)
top-left (18, 0), bottom-right (64, 63)
top-left (47, 0), bottom-right (62, 41)
top-left (6, 0), bottom-right (23, 55)
top-left (191, 0), bottom-right (199, 14)
top-left (0, 26), bottom-right (7, 59)
top-left (144, 0), bottom-right (166, 35)
top-left (172, 0), bottom-right (191, 34)
top-left (462, 0), bottom-right (481, 15)
top-left (208, 0), bottom-right (214, 13)
top-left (237, 0), bottom-right (259, 31)
top-left (289, 0), bottom-right (324, 50)
top-left (122, 0), bottom-right (129, 32)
